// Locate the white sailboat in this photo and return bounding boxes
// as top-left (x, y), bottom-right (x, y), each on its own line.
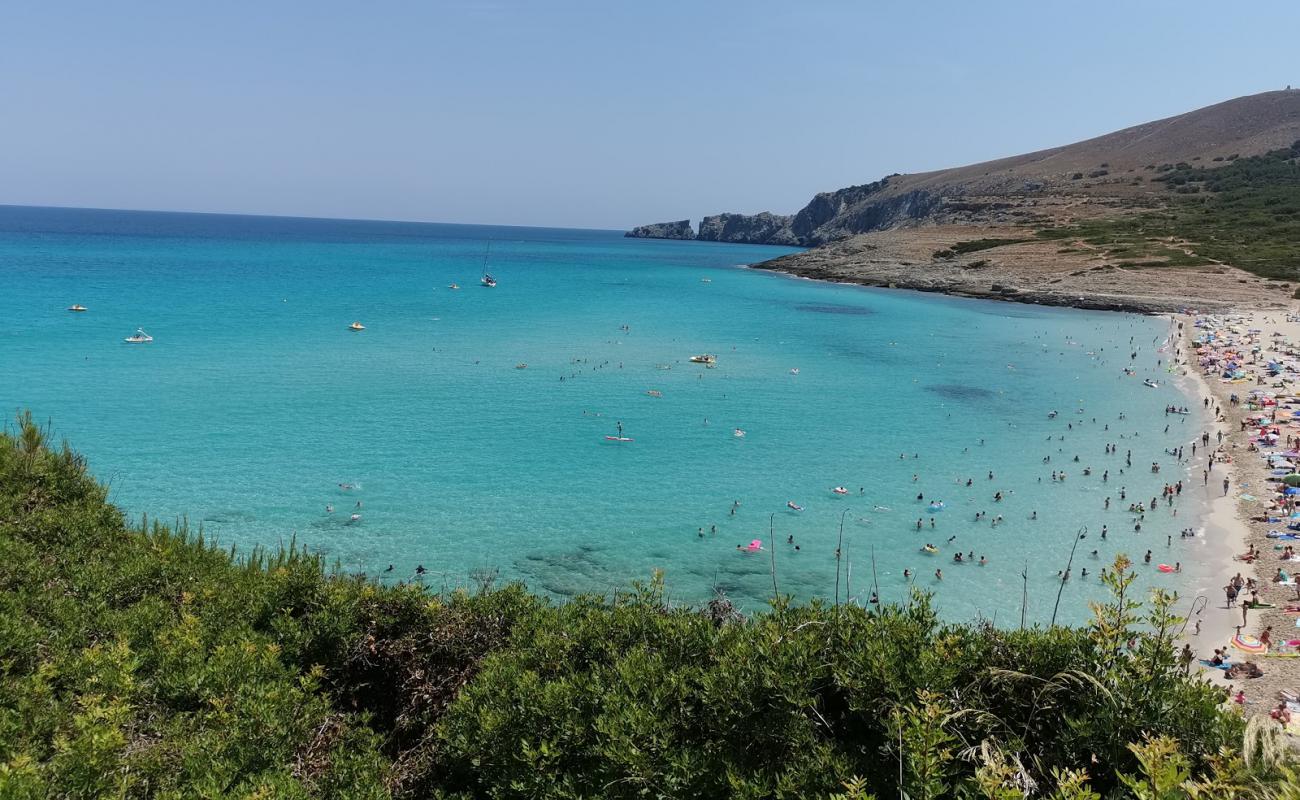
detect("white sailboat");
top-left (481, 241), bottom-right (497, 287)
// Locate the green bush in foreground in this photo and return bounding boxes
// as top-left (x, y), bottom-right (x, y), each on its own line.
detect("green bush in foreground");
top-left (0, 412), bottom-right (1297, 798)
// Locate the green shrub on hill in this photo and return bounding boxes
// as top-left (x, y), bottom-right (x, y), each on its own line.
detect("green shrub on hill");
top-left (1039, 141), bottom-right (1300, 278)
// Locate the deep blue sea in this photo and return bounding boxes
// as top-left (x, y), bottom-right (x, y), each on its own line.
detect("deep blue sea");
top-left (0, 205), bottom-right (1219, 624)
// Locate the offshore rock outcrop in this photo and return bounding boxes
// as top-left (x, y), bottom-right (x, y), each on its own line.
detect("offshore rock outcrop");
top-left (625, 220), bottom-right (694, 240)
top-left (695, 212), bottom-right (797, 245)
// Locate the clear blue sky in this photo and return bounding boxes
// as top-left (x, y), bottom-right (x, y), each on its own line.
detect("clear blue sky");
top-left (2, 0), bottom-right (1297, 229)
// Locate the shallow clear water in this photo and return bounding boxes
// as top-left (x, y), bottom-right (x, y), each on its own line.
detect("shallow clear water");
top-left (1, 206), bottom-right (1216, 624)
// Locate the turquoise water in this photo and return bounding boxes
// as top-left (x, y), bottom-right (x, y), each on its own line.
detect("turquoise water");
top-left (1, 206), bottom-right (1215, 624)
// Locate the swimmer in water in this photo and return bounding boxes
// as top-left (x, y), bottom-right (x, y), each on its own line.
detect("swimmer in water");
top-left (326, 504), bottom-right (334, 513)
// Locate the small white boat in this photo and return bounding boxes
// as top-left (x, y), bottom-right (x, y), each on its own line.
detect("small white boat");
top-left (448, 283), bottom-right (460, 290)
top-left (1143, 379), bottom-right (1159, 388)
top-left (789, 368), bottom-right (799, 375)
top-left (700, 278), bottom-right (712, 283)
top-left (787, 501), bottom-right (804, 512)
top-left (349, 322), bottom-right (366, 331)
top-left (689, 354), bottom-right (717, 364)
top-left (733, 428), bottom-right (746, 438)
top-left (68, 304), bottom-right (87, 312)
top-left (515, 363), bottom-right (527, 369)
top-left (646, 390), bottom-right (662, 397)
top-left (832, 486), bottom-right (849, 495)
top-left (480, 242), bottom-right (497, 287)
top-left (123, 328), bottom-right (153, 344)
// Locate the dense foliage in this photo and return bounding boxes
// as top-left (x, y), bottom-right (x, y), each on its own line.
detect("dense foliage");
top-left (1038, 140), bottom-right (1300, 278)
top-left (1, 414), bottom-right (1297, 798)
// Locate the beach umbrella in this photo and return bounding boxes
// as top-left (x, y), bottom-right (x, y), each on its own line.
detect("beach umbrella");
top-left (1285, 487), bottom-right (1300, 496)
top-left (1232, 633), bottom-right (1268, 654)
top-left (1284, 474), bottom-right (1300, 487)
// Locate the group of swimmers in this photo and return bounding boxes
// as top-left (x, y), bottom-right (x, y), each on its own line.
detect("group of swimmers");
top-left (687, 324), bottom-right (1208, 602)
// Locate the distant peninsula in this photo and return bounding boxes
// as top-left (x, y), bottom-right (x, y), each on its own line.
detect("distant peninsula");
top-left (628, 90), bottom-right (1300, 313)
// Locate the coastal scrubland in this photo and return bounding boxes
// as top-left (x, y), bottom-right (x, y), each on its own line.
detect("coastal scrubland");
top-left (2, 414), bottom-right (1299, 798)
top-left (1035, 141), bottom-right (1300, 278)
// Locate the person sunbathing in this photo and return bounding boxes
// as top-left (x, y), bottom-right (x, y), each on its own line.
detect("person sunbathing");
top-left (1271, 702), bottom-right (1292, 724)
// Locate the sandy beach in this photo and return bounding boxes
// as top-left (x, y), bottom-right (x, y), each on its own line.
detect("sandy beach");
top-left (1176, 304), bottom-right (1300, 722)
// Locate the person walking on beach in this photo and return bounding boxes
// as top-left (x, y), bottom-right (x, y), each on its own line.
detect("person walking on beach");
top-left (1223, 476), bottom-right (1231, 496)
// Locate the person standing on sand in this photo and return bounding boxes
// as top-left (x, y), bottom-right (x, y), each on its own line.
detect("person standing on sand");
top-left (1223, 476), bottom-right (1231, 496)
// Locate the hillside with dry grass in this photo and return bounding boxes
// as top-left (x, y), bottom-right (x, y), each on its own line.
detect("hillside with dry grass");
top-left (632, 90), bottom-right (1300, 310)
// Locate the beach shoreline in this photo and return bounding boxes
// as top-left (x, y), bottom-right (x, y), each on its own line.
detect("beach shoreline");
top-left (1175, 305), bottom-right (1300, 712)
top-left (1172, 315), bottom-right (1254, 656)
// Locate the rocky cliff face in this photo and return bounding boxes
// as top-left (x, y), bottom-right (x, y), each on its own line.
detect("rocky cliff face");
top-left (789, 179), bottom-right (890, 243)
top-left (625, 220), bottom-right (694, 240)
top-left (799, 187), bottom-right (941, 244)
top-left (695, 212), bottom-right (797, 245)
top-left (624, 179), bottom-right (939, 246)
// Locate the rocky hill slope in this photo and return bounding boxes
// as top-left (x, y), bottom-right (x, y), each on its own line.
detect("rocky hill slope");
top-left (629, 90), bottom-right (1300, 247)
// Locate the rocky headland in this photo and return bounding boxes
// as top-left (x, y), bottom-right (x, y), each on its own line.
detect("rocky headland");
top-left (627, 90), bottom-right (1300, 313)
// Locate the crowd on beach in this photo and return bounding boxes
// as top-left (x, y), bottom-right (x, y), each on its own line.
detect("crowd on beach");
top-left (1175, 308), bottom-right (1300, 730)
